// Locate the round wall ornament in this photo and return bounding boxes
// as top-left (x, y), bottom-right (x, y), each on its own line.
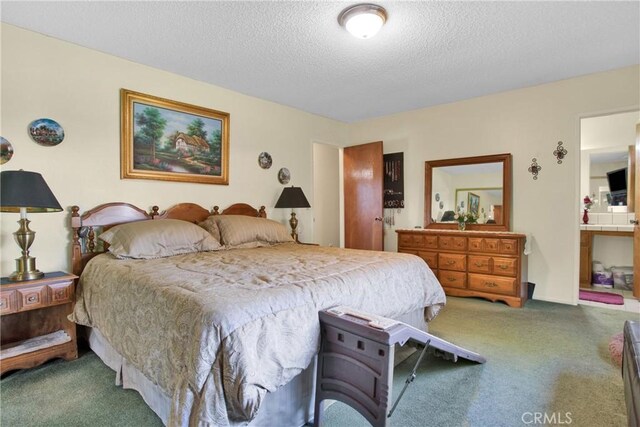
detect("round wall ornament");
top-left (278, 167), bottom-right (291, 184)
top-left (258, 152), bottom-right (272, 169)
top-left (28, 118), bottom-right (65, 146)
top-left (1, 137), bottom-right (14, 164)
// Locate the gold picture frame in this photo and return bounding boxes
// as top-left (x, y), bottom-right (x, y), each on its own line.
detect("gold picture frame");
top-left (121, 89), bottom-right (230, 185)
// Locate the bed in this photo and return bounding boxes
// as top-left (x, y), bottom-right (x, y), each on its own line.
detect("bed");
top-left (69, 202), bottom-right (446, 426)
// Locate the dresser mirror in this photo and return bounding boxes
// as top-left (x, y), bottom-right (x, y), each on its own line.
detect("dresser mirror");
top-left (424, 153), bottom-right (512, 231)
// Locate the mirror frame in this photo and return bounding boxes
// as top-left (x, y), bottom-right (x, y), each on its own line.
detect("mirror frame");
top-left (424, 153), bottom-right (512, 231)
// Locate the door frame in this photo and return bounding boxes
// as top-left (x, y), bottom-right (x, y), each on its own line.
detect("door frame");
top-left (576, 107), bottom-right (640, 304)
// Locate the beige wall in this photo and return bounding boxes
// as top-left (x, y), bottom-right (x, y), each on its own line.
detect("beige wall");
top-left (349, 65), bottom-right (640, 304)
top-left (2, 24), bottom-right (639, 305)
top-left (0, 24), bottom-right (348, 276)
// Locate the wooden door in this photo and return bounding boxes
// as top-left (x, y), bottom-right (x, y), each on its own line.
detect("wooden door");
top-left (634, 124), bottom-right (639, 299)
top-left (344, 141), bottom-right (383, 250)
top-left (493, 205), bottom-right (503, 224)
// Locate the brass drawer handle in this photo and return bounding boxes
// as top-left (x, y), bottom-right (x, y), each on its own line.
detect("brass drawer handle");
top-left (474, 261), bottom-right (485, 267)
top-left (447, 260), bottom-right (456, 265)
top-left (485, 282), bottom-right (498, 287)
top-left (0, 301), bottom-right (5, 308)
top-left (447, 277), bottom-right (457, 282)
top-left (498, 265), bottom-right (509, 270)
top-left (27, 295), bottom-right (37, 303)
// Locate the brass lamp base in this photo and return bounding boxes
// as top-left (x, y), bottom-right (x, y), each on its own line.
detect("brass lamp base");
top-left (9, 218), bottom-right (44, 282)
top-left (289, 212), bottom-right (299, 242)
top-left (9, 256), bottom-right (44, 281)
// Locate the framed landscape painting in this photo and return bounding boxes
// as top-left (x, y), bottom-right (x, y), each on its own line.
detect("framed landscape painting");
top-left (121, 89), bottom-right (229, 185)
top-left (468, 192), bottom-right (480, 216)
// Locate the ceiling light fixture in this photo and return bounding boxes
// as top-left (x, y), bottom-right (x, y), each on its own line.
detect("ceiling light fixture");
top-left (338, 3), bottom-right (387, 39)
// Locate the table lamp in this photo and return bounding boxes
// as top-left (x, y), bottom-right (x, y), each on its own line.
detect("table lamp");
top-left (275, 186), bottom-right (310, 242)
top-left (1, 170), bottom-right (62, 281)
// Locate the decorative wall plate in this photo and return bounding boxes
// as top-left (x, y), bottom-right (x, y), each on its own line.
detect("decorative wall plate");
top-left (1, 137), bottom-right (14, 164)
top-left (278, 167), bottom-right (291, 184)
top-left (258, 152), bottom-right (272, 169)
top-left (28, 118), bottom-right (65, 146)
top-left (435, 192), bottom-right (440, 202)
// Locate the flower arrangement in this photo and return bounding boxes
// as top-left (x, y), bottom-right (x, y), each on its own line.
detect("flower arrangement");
top-left (583, 195), bottom-right (593, 211)
top-left (454, 210), bottom-right (478, 229)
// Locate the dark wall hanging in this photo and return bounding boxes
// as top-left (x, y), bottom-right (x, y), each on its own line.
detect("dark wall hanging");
top-left (528, 158), bottom-right (542, 180)
top-left (383, 152), bottom-right (404, 208)
top-left (553, 141), bottom-right (567, 164)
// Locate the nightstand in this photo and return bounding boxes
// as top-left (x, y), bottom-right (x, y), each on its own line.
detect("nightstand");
top-left (0, 271), bottom-right (78, 374)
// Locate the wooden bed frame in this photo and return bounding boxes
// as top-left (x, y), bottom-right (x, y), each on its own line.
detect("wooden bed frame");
top-left (70, 202), bottom-right (266, 277)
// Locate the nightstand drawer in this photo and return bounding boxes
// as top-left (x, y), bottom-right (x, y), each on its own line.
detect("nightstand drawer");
top-left (0, 290), bottom-right (17, 315)
top-left (48, 281), bottom-right (74, 304)
top-left (438, 253), bottom-right (466, 271)
top-left (17, 286), bottom-right (47, 311)
top-left (438, 270), bottom-right (466, 289)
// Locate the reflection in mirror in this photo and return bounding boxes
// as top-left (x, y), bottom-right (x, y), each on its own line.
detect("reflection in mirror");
top-left (431, 162), bottom-right (503, 224)
top-left (583, 146), bottom-right (634, 213)
top-left (425, 153), bottom-right (512, 231)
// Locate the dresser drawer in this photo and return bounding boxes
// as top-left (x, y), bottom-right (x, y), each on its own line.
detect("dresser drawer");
top-left (48, 281), bottom-right (74, 305)
top-left (499, 239), bottom-right (518, 254)
top-left (468, 255), bottom-right (491, 273)
top-left (438, 270), bottom-right (466, 289)
top-left (17, 285), bottom-right (47, 311)
top-left (0, 290), bottom-right (17, 315)
top-left (438, 253), bottom-right (466, 271)
top-left (398, 233), bottom-right (422, 248)
top-left (468, 274), bottom-right (516, 295)
top-left (418, 251), bottom-right (438, 269)
top-left (398, 249), bottom-right (418, 256)
top-left (468, 238), bottom-right (483, 252)
top-left (483, 239), bottom-right (500, 253)
top-left (423, 236), bottom-right (438, 249)
top-left (492, 257), bottom-right (517, 277)
top-left (438, 236), bottom-right (467, 251)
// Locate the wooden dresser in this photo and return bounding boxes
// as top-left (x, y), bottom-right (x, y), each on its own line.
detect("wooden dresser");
top-left (397, 229), bottom-right (528, 308)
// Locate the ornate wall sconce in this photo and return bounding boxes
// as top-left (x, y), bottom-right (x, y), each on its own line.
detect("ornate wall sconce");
top-left (528, 158), bottom-right (542, 180)
top-left (553, 141), bottom-right (567, 164)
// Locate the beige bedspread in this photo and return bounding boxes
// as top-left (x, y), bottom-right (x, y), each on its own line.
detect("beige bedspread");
top-left (71, 243), bottom-right (445, 426)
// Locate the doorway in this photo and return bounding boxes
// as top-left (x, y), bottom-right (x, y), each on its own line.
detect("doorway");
top-left (578, 110), bottom-right (639, 312)
top-left (312, 142), bottom-right (340, 247)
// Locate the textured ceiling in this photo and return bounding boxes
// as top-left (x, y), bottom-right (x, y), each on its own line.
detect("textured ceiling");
top-left (2, 1), bottom-right (639, 122)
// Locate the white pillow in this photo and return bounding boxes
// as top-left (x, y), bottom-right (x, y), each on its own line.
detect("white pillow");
top-left (99, 219), bottom-right (222, 259)
top-left (213, 215), bottom-right (293, 247)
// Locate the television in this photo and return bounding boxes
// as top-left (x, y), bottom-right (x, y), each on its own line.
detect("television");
top-left (606, 167), bottom-right (628, 206)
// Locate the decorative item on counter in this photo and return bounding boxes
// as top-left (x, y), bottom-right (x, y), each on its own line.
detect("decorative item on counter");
top-left (1, 137), bottom-right (14, 164)
top-left (528, 158), bottom-right (541, 180)
top-left (278, 167), bottom-right (291, 184)
top-left (258, 152), bottom-right (272, 169)
top-left (583, 195), bottom-right (593, 224)
top-left (553, 141), bottom-right (567, 164)
top-left (28, 118), bottom-right (65, 146)
top-left (454, 210), bottom-right (478, 231)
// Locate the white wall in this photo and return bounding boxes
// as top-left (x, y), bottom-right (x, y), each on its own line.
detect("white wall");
top-left (0, 24), bottom-right (348, 276)
top-left (348, 65), bottom-right (640, 305)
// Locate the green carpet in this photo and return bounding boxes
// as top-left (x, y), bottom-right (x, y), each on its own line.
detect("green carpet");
top-left (1, 297), bottom-right (636, 426)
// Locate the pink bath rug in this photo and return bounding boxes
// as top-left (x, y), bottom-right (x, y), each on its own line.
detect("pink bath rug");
top-left (579, 290), bottom-right (624, 305)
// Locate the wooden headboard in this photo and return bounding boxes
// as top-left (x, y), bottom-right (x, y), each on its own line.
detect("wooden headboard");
top-left (70, 202), bottom-right (267, 276)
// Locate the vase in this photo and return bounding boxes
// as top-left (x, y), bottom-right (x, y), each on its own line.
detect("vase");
top-left (458, 222), bottom-right (466, 231)
top-left (583, 209), bottom-right (589, 224)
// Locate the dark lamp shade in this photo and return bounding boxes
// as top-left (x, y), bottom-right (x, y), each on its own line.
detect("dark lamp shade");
top-left (275, 186), bottom-right (310, 209)
top-left (0, 170), bottom-right (62, 213)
